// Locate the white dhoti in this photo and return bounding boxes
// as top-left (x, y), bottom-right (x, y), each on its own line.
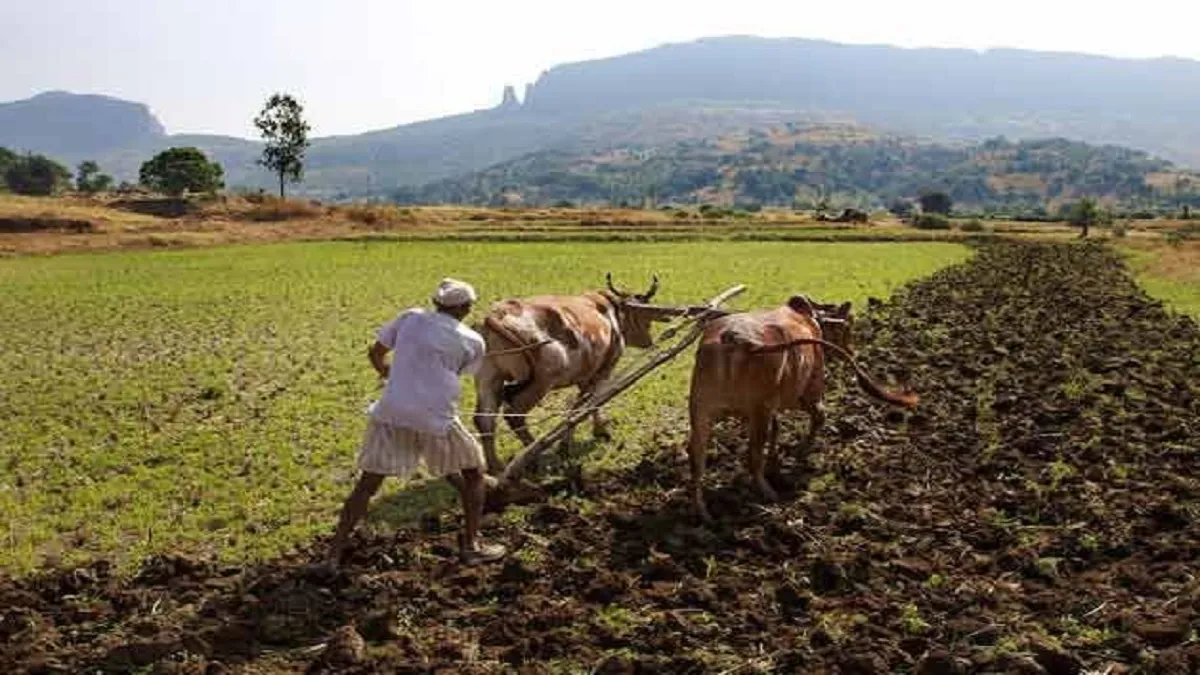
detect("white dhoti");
top-left (356, 417), bottom-right (485, 478)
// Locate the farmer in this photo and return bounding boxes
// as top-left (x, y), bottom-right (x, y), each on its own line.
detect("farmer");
top-left (326, 278), bottom-right (507, 567)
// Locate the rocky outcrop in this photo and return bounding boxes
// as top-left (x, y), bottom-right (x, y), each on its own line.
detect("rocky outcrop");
top-left (498, 85), bottom-right (521, 110)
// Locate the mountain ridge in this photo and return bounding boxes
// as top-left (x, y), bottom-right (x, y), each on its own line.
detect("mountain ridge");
top-left (5, 36), bottom-right (1200, 197)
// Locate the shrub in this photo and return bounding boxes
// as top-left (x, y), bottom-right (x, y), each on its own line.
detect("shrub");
top-left (5, 154), bottom-right (72, 195)
top-left (918, 191), bottom-right (953, 215)
top-left (888, 198), bottom-right (914, 219)
top-left (960, 218), bottom-right (986, 232)
top-left (76, 161), bottom-right (114, 194)
top-left (912, 213), bottom-right (951, 230)
top-left (242, 196), bottom-right (324, 221)
top-left (341, 203), bottom-right (412, 228)
top-left (1111, 221), bottom-right (1129, 238)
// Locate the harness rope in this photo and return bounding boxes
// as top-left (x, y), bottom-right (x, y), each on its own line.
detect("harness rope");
top-left (485, 338), bottom-right (554, 357)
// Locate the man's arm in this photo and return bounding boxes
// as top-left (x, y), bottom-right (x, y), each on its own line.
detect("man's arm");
top-left (460, 335), bottom-right (486, 376)
top-left (368, 341), bottom-right (391, 380)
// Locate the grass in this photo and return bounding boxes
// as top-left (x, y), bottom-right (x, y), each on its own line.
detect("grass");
top-left (1120, 239), bottom-right (1200, 318)
top-left (0, 238), bottom-right (969, 575)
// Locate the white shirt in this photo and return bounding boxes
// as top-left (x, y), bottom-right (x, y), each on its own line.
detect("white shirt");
top-left (367, 308), bottom-right (486, 434)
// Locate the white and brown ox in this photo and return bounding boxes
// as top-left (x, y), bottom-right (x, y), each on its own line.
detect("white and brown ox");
top-left (685, 295), bottom-right (918, 520)
top-left (474, 275), bottom-right (675, 473)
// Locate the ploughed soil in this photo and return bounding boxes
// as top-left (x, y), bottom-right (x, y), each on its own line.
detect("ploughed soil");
top-left (3, 242), bottom-right (1198, 674)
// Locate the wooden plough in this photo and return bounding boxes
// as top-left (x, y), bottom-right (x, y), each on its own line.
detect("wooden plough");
top-left (497, 284), bottom-right (746, 486)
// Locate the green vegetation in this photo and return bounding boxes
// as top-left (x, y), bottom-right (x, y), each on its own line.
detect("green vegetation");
top-left (918, 191), bottom-right (953, 215)
top-left (912, 213), bottom-right (951, 230)
top-left (394, 127), bottom-right (1200, 213)
top-left (1123, 244), bottom-right (1200, 319)
top-left (254, 93), bottom-right (311, 198)
top-left (0, 239), bottom-right (968, 574)
top-left (2, 150), bottom-right (72, 195)
top-left (1067, 197), bottom-right (1102, 238)
top-left (0, 146), bottom-right (17, 188)
top-left (139, 146), bottom-right (224, 197)
top-left (75, 160), bottom-right (113, 194)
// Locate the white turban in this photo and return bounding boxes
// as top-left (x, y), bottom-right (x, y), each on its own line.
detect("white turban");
top-left (432, 278), bottom-right (477, 308)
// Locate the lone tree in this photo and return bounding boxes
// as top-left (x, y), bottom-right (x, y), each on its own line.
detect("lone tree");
top-left (76, 160), bottom-right (114, 194)
top-left (139, 147), bottom-right (224, 197)
top-left (5, 153), bottom-right (71, 195)
top-left (918, 190), bottom-right (953, 215)
top-left (254, 93), bottom-right (311, 197)
top-left (1068, 197), bottom-right (1101, 238)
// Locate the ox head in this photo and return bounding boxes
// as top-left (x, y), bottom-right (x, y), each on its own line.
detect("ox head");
top-left (787, 295), bottom-right (855, 352)
top-left (604, 273), bottom-right (665, 349)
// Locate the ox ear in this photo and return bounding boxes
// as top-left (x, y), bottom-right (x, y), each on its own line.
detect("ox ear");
top-left (836, 301), bottom-right (852, 318)
top-left (787, 295), bottom-right (815, 316)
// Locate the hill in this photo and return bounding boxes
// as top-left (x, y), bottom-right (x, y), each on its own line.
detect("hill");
top-left (5, 36), bottom-right (1200, 197)
top-left (393, 123), bottom-right (1200, 211)
top-left (0, 91), bottom-right (165, 157)
top-left (522, 36), bottom-right (1200, 169)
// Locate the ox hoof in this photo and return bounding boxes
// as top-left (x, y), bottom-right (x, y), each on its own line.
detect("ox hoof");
top-left (593, 428), bottom-right (613, 442)
top-left (758, 483), bottom-right (780, 503)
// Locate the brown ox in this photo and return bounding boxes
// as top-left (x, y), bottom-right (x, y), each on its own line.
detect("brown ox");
top-left (474, 275), bottom-right (674, 473)
top-left (685, 295), bottom-right (918, 520)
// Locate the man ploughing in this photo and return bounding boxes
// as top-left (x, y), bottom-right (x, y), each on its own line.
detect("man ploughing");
top-left (327, 278), bottom-right (507, 567)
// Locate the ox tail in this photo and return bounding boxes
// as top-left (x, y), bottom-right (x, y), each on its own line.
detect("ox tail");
top-left (483, 315), bottom-right (539, 404)
top-left (742, 337), bottom-right (919, 409)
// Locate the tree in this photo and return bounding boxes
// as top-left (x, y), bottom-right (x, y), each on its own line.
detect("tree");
top-left (888, 198), bottom-right (914, 219)
top-left (0, 147), bottom-right (17, 189)
top-left (138, 147), bottom-right (224, 197)
top-left (5, 154), bottom-right (72, 195)
top-left (918, 190), bottom-right (953, 215)
top-left (1068, 197), bottom-right (1101, 238)
top-left (76, 160), bottom-right (113, 194)
top-left (254, 93), bottom-right (311, 198)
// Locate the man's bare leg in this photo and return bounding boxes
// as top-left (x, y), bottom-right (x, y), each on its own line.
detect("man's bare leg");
top-left (454, 468), bottom-right (506, 563)
top-left (327, 472), bottom-right (385, 567)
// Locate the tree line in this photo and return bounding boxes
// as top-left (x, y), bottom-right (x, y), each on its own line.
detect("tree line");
top-left (1, 94), bottom-right (311, 199)
top-left (394, 133), bottom-right (1200, 215)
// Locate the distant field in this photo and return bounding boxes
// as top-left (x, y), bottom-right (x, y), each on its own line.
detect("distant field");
top-left (1122, 240), bottom-right (1200, 318)
top-left (0, 239), bottom-right (970, 574)
top-left (0, 193), bottom-right (1096, 256)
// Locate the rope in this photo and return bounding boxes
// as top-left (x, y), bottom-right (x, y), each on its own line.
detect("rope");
top-left (467, 405), bottom-right (609, 418)
top-left (484, 338), bottom-right (554, 357)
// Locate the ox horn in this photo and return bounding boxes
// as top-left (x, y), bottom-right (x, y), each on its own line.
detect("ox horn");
top-left (639, 274), bottom-right (660, 302)
top-left (606, 272), bottom-right (629, 298)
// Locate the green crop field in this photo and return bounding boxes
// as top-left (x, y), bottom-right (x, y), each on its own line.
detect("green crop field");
top-left (0, 240), bottom-right (969, 575)
top-left (1121, 245), bottom-right (1200, 319)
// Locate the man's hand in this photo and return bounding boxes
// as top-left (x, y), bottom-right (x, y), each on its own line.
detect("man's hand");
top-left (368, 341), bottom-right (391, 381)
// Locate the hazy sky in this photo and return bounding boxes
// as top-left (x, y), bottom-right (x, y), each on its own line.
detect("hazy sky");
top-left (4, 0), bottom-right (1198, 139)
